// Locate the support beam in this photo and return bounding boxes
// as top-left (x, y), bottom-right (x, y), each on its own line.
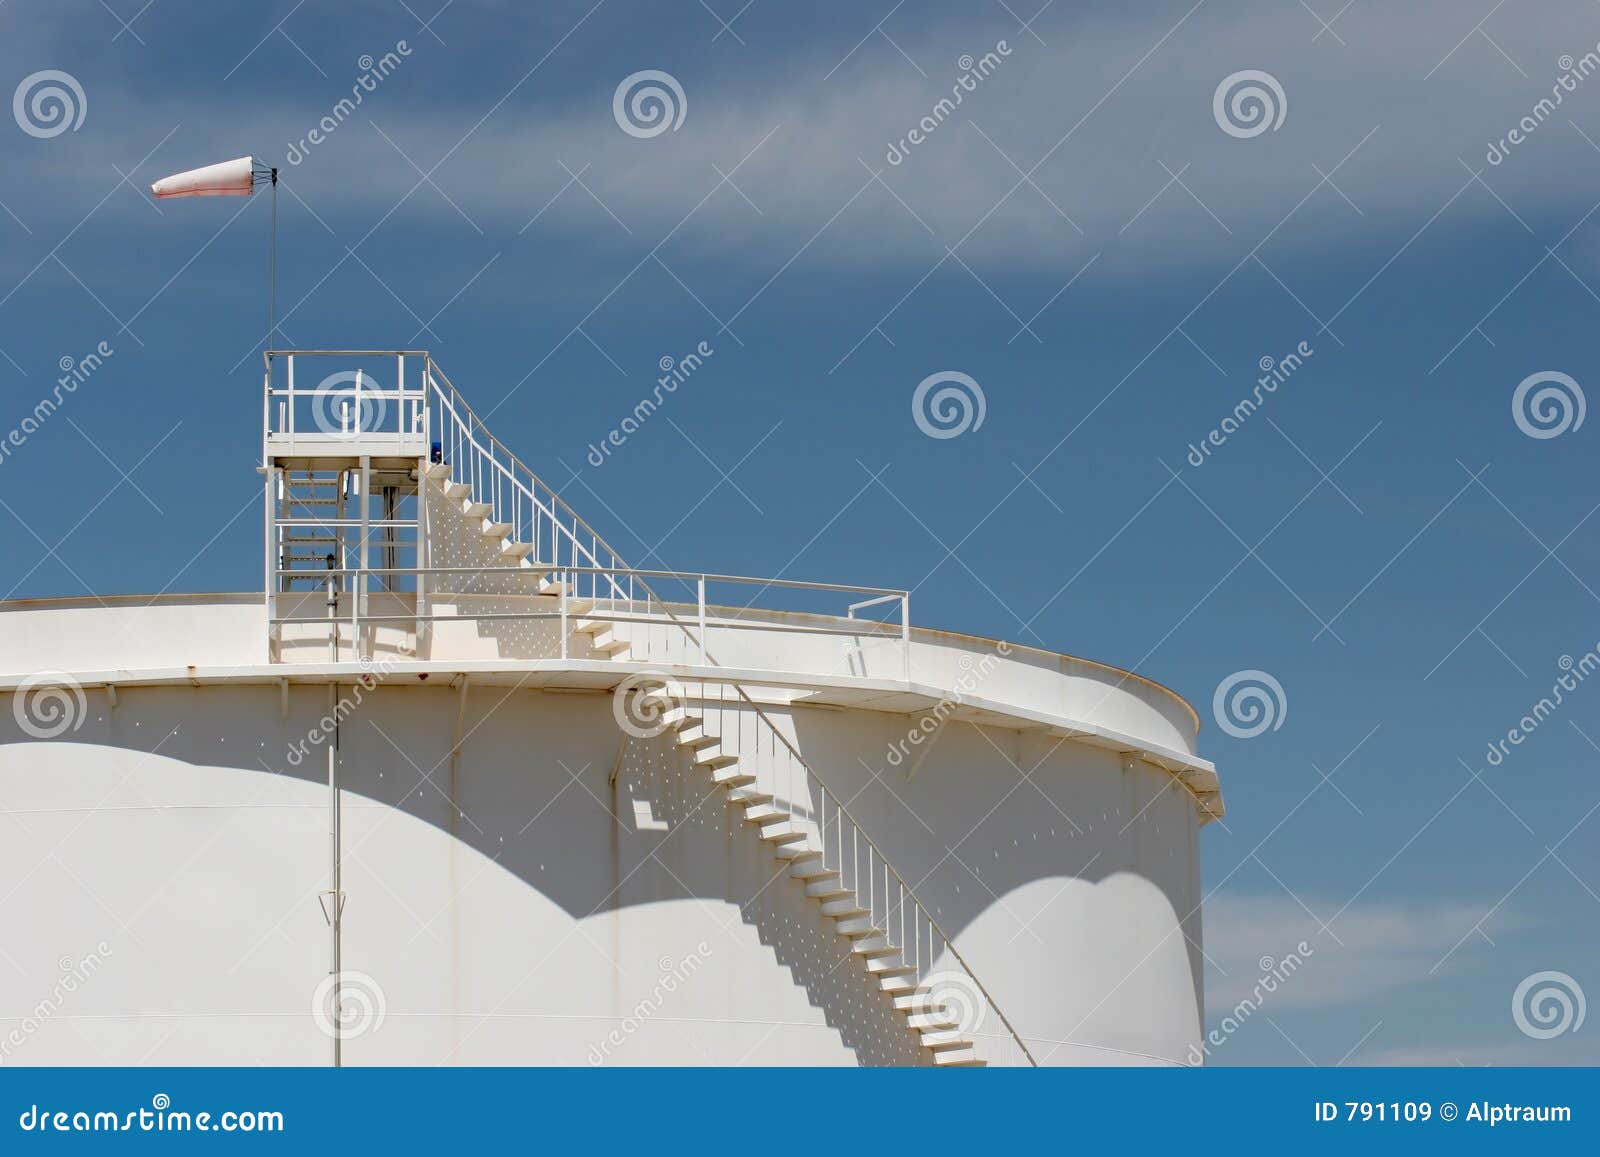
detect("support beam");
top-left (323, 682), bottom-right (344, 1067)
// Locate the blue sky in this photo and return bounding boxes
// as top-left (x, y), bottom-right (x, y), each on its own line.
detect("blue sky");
top-left (2, 0), bottom-right (1598, 1064)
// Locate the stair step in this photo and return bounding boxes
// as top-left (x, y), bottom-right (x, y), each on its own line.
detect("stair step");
top-left (425, 462), bottom-right (452, 481)
top-left (539, 577), bottom-right (571, 597)
top-left (709, 767), bottom-right (755, 788)
top-left (891, 989), bottom-right (939, 1011)
top-left (589, 633), bottom-right (631, 657)
top-left (837, 922), bottom-right (886, 941)
top-left (674, 725), bottom-right (718, 749)
top-left (865, 960), bottom-right (916, 977)
top-left (932, 1049), bottom-right (985, 1067)
top-left (481, 521), bottom-right (512, 540)
top-left (759, 825), bottom-right (810, 845)
top-left (879, 975), bottom-right (923, 994)
top-left (800, 869), bottom-right (846, 890)
top-left (693, 749), bottom-right (739, 770)
top-left (906, 1011), bottom-right (963, 1032)
top-left (819, 901), bottom-right (870, 920)
top-left (772, 844), bottom-right (821, 863)
top-left (461, 500), bottom-right (493, 519)
top-left (724, 789), bottom-right (772, 807)
top-left (501, 541), bottom-right (534, 560)
top-left (661, 707), bottom-right (701, 732)
top-left (852, 941), bottom-right (900, 959)
top-left (741, 805), bottom-right (790, 825)
top-left (442, 481), bottom-right (471, 500)
top-left (921, 1031), bottom-right (976, 1051)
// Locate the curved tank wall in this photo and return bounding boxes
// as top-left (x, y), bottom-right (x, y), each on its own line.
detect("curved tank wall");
top-left (0, 601), bottom-right (1208, 1067)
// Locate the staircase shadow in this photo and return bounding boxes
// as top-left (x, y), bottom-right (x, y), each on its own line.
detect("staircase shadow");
top-left (0, 682), bottom-right (928, 1065)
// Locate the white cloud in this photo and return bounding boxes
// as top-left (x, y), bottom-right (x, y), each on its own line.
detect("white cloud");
top-left (302, 1), bottom-right (1600, 267)
top-left (1203, 890), bottom-right (1511, 1014)
top-left (32, 0), bottom-right (1600, 281)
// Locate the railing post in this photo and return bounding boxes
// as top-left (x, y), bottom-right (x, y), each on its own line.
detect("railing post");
top-left (901, 594), bottom-right (910, 683)
top-left (355, 455), bottom-right (370, 661)
top-left (698, 576), bottom-right (707, 666)
top-left (264, 464), bottom-right (276, 661)
top-left (560, 571), bottom-right (569, 660)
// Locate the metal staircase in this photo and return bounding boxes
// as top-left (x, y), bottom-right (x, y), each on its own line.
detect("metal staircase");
top-left (261, 350), bottom-right (1039, 1066)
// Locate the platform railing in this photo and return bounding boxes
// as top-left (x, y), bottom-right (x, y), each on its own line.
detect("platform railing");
top-left (262, 350), bottom-right (429, 460)
top-left (262, 349), bottom-right (1035, 1065)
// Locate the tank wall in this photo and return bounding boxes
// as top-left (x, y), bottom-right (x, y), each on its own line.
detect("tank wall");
top-left (0, 679), bottom-right (1200, 1066)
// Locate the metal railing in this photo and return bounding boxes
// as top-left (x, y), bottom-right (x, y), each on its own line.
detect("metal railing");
top-left (261, 349), bottom-right (1036, 1065)
top-left (262, 350), bottom-right (429, 460)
